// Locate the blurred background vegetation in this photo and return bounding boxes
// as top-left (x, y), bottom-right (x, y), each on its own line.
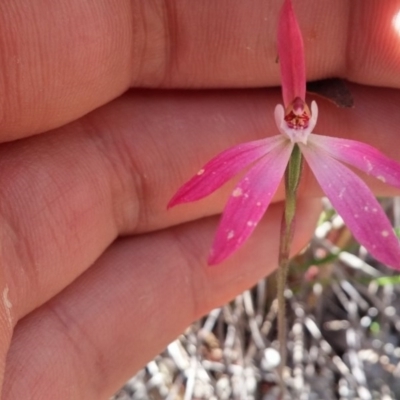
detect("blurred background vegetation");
top-left (113, 197), bottom-right (400, 400)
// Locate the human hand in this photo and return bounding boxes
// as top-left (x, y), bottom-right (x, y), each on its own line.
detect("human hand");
top-left (1, 1), bottom-right (400, 398)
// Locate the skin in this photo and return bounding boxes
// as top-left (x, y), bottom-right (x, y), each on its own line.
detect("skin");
top-left (0, 0), bottom-right (400, 398)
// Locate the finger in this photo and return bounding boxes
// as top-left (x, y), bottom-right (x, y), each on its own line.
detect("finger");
top-left (0, 0), bottom-right (133, 139)
top-left (2, 84), bottom-right (400, 325)
top-left (1, 1), bottom-right (400, 139)
top-left (2, 199), bottom-right (321, 400)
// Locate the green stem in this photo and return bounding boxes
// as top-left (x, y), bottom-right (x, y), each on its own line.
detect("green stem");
top-left (277, 144), bottom-right (303, 390)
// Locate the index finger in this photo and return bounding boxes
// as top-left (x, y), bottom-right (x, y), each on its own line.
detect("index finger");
top-left (1, 0), bottom-right (399, 140)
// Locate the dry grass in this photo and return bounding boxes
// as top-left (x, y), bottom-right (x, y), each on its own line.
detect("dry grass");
top-left (113, 197), bottom-right (400, 400)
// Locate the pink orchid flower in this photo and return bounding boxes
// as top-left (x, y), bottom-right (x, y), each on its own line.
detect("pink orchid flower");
top-left (168, 0), bottom-right (400, 268)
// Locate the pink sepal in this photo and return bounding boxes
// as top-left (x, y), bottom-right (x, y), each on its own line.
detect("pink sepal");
top-left (208, 142), bottom-right (293, 264)
top-left (278, 0), bottom-right (306, 106)
top-left (308, 134), bottom-right (400, 189)
top-left (168, 136), bottom-right (285, 207)
top-left (301, 144), bottom-right (400, 269)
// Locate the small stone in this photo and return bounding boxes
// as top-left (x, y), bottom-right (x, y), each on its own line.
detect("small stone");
top-left (261, 348), bottom-right (281, 371)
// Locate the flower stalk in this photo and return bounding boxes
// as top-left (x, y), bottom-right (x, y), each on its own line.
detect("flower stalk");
top-left (277, 144), bottom-right (303, 376)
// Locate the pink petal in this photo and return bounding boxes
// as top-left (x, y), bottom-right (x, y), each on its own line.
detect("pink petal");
top-left (168, 136), bottom-right (285, 207)
top-left (308, 134), bottom-right (400, 189)
top-left (208, 142), bottom-right (293, 265)
top-left (301, 145), bottom-right (400, 269)
top-left (278, 0), bottom-right (306, 106)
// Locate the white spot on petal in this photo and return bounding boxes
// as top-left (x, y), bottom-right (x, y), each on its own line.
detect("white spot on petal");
top-left (247, 221), bottom-right (254, 227)
top-left (382, 230), bottom-right (389, 237)
top-left (232, 188), bottom-right (243, 197)
top-left (256, 202), bottom-right (262, 206)
top-left (363, 156), bottom-right (373, 172)
top-left (197, 169), bottom-right (205, 176)
top-left (377, 175), bottom-right (386, 183)
top-left (227, 230), bottom-right (235, 240)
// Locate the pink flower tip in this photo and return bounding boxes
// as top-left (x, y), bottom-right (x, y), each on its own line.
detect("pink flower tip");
top-left (278, 0), bottom-right (306, 106)
top-left (166, 197), bottom-right (180, 209)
